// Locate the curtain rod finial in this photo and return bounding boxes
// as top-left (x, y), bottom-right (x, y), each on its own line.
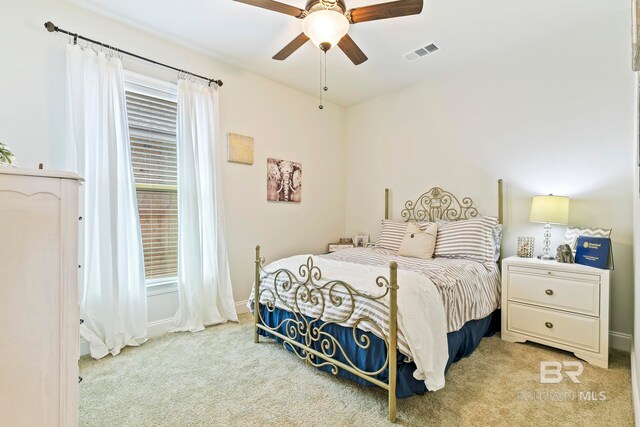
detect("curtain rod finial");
top-left (44, 21), bottom-right (57, 32)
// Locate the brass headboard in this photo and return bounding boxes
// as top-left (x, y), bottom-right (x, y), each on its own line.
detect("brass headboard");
top-left (384, 179), bottom-right (504, 225)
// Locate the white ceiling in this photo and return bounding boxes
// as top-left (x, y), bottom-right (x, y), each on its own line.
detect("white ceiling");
top-left (73, 0), bottom-right (627, 106)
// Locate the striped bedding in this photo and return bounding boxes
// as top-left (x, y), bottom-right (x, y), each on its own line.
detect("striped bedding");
top-left (251, 252), bottom-right (451, 389)
top-left (324, 247), bottom-right (501, 332)
top-left (251, 247), bottom-right (500, 360)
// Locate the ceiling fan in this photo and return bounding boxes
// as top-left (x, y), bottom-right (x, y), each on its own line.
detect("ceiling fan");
top-left (232, 0), bottom-right (424, 65)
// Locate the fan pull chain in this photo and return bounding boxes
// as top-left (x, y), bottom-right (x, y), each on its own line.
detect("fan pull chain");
top-left (318, 49), bottom-right (330, 110)
top-left (324, 49), bottom-right (328, 93)
top-left (319, 50), bottom-right (324, 110)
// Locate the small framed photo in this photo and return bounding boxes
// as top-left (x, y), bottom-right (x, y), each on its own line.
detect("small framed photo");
top-left (517, 237), bottom-right (535, 258)
top-left (352, 233), bottom-right (369, 248)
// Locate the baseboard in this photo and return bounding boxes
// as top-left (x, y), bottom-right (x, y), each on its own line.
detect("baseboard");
top-left (631, 338), bottom-right (639, 427)
top-left (80, 300), bottom-right (250, 356)
top-left (147, 317), bottom-right (175, 338)
top-left (610, 331), bottom-right (632, 352)
top-left (235, 299), bottom-right (249, 315)
top-left (79, 318), bottom-right (173, 356)
top-left (146, 301), bottom-right (248, 338)
top-left (82, 316), bottom-right (630, 356)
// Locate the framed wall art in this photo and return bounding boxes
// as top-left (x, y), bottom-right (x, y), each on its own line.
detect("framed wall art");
top-left (227, 133), bottom-right (254, 165)
top-left (267, 158), bottom-right (302, 202)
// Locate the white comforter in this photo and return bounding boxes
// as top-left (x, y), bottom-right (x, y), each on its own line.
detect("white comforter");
top-left (255, 254), bottom-right (450, 391)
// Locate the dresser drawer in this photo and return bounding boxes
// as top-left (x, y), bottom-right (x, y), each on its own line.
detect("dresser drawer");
top-left (507, 267), bottom-right (600, 316)
top-left (507, 302), bottom-right (599, 352)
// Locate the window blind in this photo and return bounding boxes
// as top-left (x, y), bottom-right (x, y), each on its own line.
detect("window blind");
top-left (126, 91), bottom-right (178, 280)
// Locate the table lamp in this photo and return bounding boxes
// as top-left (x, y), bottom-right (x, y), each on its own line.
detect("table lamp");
top-left (529, 194), bottom-right (569, 260)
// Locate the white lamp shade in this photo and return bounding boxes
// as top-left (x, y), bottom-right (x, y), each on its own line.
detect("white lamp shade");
top-left (529, 195), bottom-right (570, 225)
top-left (302, 10), bottom-right (349, 49)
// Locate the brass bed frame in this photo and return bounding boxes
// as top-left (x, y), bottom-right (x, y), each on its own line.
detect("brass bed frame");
top-left (253, 180), bottom-right (504, 422)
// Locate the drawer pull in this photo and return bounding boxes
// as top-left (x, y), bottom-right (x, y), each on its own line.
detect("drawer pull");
top-left (547, 271), bottom-right (552, 275)
top-left (545, 289), bottom-right (554, 296)
top-left (545, 322), bottom-right (553, 329)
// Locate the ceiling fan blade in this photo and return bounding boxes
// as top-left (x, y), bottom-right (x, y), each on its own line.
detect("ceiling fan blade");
top-left (348, 0), bottom-right (423, 24)
top-left (338, 34), bottom-right (368, 65)
top-left (233, 0), bottom-right (306, 18)
top-left (273, 33), bottom-right (310, 60)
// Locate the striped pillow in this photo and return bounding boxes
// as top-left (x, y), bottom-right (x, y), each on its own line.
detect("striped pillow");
top-left (433, 217), bottom-right (499, 265)
top-left (376, 220), bottom-right (409, 252)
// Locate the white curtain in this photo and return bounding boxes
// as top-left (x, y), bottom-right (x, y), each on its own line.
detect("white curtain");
top-left (66, 44), bottom-right (147, 358)
top-left (172, 79), bottom-right (238, 332)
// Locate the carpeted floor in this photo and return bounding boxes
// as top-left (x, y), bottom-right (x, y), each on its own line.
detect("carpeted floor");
top-left (79, 313), bottom-right (634, 426)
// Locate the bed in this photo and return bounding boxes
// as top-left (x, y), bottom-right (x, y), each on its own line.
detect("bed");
top-left (250, 181), bottom-right (504, 422)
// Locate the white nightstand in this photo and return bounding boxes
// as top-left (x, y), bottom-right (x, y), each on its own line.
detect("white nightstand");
top-left (501, 256), bottom-right (610, 368)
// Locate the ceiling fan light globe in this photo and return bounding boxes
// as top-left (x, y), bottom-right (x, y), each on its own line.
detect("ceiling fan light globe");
top-left (302, 10), bottom-right (349, 49)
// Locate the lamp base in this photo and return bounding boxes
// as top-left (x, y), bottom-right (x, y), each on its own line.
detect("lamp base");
top-left (537, 254), bottom-right (555, 261)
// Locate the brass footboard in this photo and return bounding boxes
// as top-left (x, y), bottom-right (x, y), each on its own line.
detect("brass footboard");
top-left (253, 245), bottom-right (399, 422)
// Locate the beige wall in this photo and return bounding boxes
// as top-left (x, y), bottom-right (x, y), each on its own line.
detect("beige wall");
top-left (1, 0), bottom-right (347, 323)
top-left (344, 10), bottom-right (635, 337)
top-left (2, 1), bottom-right (634, 343)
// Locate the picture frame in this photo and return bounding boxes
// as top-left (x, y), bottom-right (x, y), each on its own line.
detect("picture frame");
top-left (227, 133), bottom-right (254, 165)
top-left (267, 158), bottom-right (302, 202)
top-left (516, 237), bottom-right (535, 258)
top-left (352, 233), bottom-right (369, 248)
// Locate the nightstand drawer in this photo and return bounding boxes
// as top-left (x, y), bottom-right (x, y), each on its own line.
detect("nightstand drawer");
top-left (507, 269), bottom-right (600, 316)
top-left (507, 302), bottom-right (599, 352)
top-left (508, 265), bottom-right (600, 283)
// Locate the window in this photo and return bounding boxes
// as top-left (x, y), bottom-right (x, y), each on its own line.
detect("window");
top-left (124, 72), bottom-right (178, 285)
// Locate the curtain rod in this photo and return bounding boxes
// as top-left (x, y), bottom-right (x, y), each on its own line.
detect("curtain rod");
top-left (44, 21), bottom-right (223, 87)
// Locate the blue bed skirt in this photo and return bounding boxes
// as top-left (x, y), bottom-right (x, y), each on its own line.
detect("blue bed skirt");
top-left (258, 306), bottom-right (500, 398)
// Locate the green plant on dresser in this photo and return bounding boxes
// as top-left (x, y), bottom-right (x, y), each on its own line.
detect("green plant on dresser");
top-left (0, 142), bottom-right (14, 165)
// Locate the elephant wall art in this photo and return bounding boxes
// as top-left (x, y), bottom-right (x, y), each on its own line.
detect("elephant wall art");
top-left (267, 158), bottom-right (302, 202)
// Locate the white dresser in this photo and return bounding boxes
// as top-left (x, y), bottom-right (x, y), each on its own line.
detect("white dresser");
top-left (0, 168), bottom-right (82, 426)
top-left (501, 256), bottom-right (610, 368)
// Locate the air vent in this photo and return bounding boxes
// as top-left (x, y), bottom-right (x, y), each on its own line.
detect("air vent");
top-left (404, 42), bottom-right (439, 62)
